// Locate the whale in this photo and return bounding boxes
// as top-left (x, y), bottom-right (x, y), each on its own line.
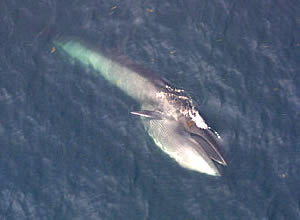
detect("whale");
top-left (55, 40), bottom-right (227, 176)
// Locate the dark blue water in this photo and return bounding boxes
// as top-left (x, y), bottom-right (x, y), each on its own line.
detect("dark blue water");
top-left (0, 0), bottom-right (299, 219)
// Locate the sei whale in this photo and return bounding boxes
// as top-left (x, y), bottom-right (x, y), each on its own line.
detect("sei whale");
top-left (55, 40), bottom-right (227, 176)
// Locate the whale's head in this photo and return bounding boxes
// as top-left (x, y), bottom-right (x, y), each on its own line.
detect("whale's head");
top-left (140, 110), bottom-right (227, 176)
top-left (164, 88), bottom-right (227, 175)
top-left (133, 85), bottom-right (227, 176)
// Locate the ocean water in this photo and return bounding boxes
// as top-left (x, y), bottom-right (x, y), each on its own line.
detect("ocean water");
top-left (0, 0), bottom-right (299, 219)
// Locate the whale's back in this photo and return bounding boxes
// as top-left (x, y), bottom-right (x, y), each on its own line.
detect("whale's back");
top-left (55, 40), bottom-right (160, 102)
